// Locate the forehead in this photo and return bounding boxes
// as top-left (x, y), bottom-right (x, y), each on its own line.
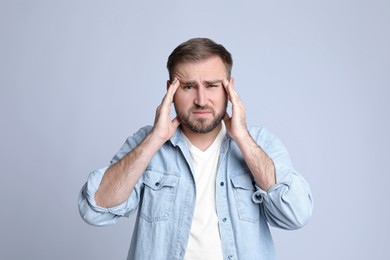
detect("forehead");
top-left (173, 56), bottom-right (228, 80)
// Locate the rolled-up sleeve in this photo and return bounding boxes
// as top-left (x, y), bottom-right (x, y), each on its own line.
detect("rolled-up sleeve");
top-left (78, 167), bottom-right (141, 226)
top-left (78, 126), bottom-right (152, 226)
top-left (250, 127), bottom-right (313, 230)
top-left (253, 171), bottom-right (313, 230)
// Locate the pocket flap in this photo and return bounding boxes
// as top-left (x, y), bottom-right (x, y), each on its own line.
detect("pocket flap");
top-left (231, 174), bottom-right (255, 190)
top-left (143, 171), bottom-right (179, 191)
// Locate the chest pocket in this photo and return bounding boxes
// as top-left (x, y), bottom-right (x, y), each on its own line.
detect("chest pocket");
top-left (140, 170), bottom-right (179, 222)
top-left (231, 173), bottom-right (260, 223)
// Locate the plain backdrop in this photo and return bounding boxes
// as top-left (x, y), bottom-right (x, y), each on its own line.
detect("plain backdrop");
top-left (1, 0), bottom-right (389, 259)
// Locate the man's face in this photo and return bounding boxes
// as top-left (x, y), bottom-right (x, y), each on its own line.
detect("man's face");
top-left (172, 56), bottom-right (228, 134)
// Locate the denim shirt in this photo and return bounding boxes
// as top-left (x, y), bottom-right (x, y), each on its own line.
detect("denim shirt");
top-left (79, 125), bottom-right (313, 260)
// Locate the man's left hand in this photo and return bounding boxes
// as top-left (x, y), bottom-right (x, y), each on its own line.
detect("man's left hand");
top-left (223, 78), bottom-right (249, 141)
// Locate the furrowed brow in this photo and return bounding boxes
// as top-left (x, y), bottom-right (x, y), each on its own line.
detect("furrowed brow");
top-left (204, 80), bottom-right (223, 85)
top-left (181, 80), bottom-right (197, 85)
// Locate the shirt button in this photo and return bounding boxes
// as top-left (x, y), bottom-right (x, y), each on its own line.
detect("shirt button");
top-left (228, 255), bottom-right (233, 259)
top-left (220, 182), bottom-right (224, 186)
top-left (155, 182), bottom-right (160, 186)
top-left (222, 217), bottom-right (227, 222)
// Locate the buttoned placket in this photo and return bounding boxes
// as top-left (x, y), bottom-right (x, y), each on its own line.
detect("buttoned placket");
top-left (216, 137), bottom-right (237, 260)
top-left (173, 138), bottom-right (197, 260)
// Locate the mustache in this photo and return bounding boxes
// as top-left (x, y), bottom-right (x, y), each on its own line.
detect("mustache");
top-left (191, 105), bottom-right (214, 111)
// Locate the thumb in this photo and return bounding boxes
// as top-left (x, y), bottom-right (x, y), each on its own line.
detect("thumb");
top-left (172, 117), bottom-right (180, 129)
top-left (223, 113), bottom-right (231, 127)
top-left (223, 113), bottom-right (230, 121)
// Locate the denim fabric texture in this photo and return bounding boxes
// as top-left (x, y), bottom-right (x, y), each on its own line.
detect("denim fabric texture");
top-left (79, 125), bottom-right (313, 260)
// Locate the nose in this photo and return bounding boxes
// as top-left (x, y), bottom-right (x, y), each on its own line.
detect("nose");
top-left (194, 88), bottom-right (207, 107)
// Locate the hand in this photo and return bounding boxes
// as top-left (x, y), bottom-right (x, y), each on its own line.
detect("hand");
top-left (151, 78), bottom-right (181, 142)
top-left (223, 78), bottom-right (249, 141)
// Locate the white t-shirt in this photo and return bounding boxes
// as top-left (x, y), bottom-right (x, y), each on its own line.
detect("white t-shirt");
top-left (182, 124), bottom-right (226, 260)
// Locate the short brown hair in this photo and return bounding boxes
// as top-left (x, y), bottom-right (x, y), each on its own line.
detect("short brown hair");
top-left (167, 38), bottom-right (233, 81)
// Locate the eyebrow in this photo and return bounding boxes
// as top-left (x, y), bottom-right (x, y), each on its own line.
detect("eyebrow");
top-left (180, 80), bottom-right (222, 85)
top-left (180, 80), bottom-right (196, 85)
top-left (204, 80), bottom-right (223, 85)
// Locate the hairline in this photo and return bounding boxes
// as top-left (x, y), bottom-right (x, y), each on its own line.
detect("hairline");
top-left (169, 55), bottom-right (232, 82)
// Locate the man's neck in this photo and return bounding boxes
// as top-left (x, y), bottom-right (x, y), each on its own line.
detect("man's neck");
top-left (181, 123), bottom-right (223, 152)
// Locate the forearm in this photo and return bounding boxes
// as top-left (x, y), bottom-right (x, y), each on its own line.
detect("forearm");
top-left (94, 132), bottom-right (165, 208)
top-left (235, 131), bottom-right (276, 191)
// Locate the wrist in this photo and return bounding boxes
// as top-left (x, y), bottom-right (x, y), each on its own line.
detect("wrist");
top-left (147, 128), bottom-right (171, 148)
top-left (230, 127), bottom-right (251, 142)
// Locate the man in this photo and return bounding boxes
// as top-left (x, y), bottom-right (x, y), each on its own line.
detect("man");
top-left (79, 38), bottom-right (313, 260)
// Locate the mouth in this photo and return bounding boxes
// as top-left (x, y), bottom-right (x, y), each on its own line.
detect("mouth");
top-left (192, 110), bottom-right (212, 116)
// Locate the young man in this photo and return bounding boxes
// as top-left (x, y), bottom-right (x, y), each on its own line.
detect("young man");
top-left (79, 38), bottom-right (313, 260)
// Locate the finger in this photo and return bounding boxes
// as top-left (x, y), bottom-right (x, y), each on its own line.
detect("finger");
top-left (222, 79), bottom-right (231, 102)
top-left (223, 78), bottom-right (240, 104)
top-left (172, 117), bottom-right (180, 128)
top-left (161, 78), bottom-right (180, 109)
top-left (222, 78), bottom-right (229, 91)
top-left (166, 77), bottom-right (180, 101)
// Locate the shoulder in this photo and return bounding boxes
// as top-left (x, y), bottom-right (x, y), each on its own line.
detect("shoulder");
top-left (110, 125), bottom-right (153, 163)
top-left (247, 125), bottom-right (270, 140)
top-left (132, 125), bottom-right (153, 138)
top-left (247, 125), bottom-right (284, 150)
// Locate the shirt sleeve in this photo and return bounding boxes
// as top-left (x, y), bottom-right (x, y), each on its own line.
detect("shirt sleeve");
top-left (250, 127), bottom-right (313, 230)
top-left (78, 126), bottom-right (152, 226)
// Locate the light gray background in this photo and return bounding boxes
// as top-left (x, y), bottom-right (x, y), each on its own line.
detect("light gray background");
top-left (1, 0), bottom-right (389, 259)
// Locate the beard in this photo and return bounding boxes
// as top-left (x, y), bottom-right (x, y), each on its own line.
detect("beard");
top-left (175, 98), bottom-right (228, 134)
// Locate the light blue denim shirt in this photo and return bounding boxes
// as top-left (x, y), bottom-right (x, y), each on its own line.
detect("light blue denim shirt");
top-left (79, 125), bottom-right (313, 260)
